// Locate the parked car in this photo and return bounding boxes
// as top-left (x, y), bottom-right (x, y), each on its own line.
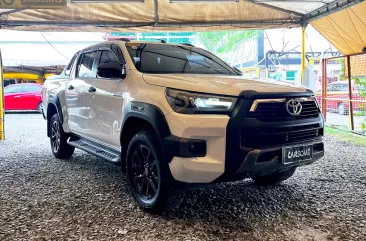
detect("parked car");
top-left (4, 83), bottom-right (43, 112)
top-left (316, 81), bottom-right (366, 115)
top-left (42, 41), bottom-right (324, 213)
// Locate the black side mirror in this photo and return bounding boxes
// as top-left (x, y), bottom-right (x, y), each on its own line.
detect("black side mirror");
top-left (97, 62), bottom-right (126, 79)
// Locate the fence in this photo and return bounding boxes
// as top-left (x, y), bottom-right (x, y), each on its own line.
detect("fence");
top-left (319, 54), bottom-right (366, 133)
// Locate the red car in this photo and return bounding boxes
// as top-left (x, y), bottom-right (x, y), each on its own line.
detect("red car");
top-left (316, 81), bottom-right (366, 115)
top-left (4, 83), bottom-right (43, 112)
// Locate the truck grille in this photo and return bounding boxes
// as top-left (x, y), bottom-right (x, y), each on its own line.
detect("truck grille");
top-left (241, 124), bottom-right (323, 148)
top-left (247, 100), bottom-right (319, 122)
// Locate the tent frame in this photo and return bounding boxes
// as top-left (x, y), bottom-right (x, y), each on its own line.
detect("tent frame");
top-left (0, 0), bottom-right (364, 29)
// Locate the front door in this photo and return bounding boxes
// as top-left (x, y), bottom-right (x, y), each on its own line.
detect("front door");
top-left (65, 50), bottom-right (98, 135)
top-left (4, 85), bottom-right (25, 110)
top-left (86, 47), bottom-right (126, 147)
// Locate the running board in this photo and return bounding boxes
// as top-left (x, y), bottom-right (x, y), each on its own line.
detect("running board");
top-left (67, 137), bottom-right (121, 163)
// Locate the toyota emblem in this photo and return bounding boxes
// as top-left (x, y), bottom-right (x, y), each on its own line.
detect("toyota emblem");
top-left (286, 99), bottom-right (302, 116)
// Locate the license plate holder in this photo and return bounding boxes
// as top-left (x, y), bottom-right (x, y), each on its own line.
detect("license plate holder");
top-left (283, 144), bottom-right (313, 164)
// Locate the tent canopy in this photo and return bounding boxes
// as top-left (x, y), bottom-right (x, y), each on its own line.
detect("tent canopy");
top-left (311, 1), bottom-right (366, 55)
top-left (0, 0), bottom-right (365, 55)
top-left (0, 0), bottom-right (362, 31)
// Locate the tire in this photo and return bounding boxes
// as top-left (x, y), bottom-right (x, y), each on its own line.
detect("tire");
top-left (338, 102), bottom-right (347, 115)
top-left (49, 114), bottom-right (75, 159)
top-left (125, 131), bottom-right (181, 213)
top-left (252, 168), bottom-right (297, 185)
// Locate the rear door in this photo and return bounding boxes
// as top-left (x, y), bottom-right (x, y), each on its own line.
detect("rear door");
top-left (21, 85), bottom-right (42, 110)
top-left (85, 45), bottom-right (126, 147)
top-left (65, 50), bottom-right (98, 135)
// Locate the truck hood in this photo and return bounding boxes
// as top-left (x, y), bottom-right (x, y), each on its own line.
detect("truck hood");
top-left (142, 74), bottom-right (310, 97)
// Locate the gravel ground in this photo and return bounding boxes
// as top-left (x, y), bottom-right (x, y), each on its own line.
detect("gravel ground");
top-left (0, 113), bottom-right (365, 241)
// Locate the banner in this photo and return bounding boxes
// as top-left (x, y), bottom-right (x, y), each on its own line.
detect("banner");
top-left (0, 50), bottom-right (4, 140)
top-left (0, 0), bottom-right (66, 9)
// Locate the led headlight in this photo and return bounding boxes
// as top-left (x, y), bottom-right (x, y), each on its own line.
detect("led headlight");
top-left (165, 88), bottom-right (237, 114)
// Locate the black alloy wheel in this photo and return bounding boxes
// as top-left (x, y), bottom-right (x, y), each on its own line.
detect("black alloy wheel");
top-left (51, 119), bottom-right (61, 153)
top-left (131, 144), bottom-right (160, 204)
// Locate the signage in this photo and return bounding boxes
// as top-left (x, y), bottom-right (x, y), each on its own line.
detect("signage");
top-left (0, 0), bottom-right (67, 9)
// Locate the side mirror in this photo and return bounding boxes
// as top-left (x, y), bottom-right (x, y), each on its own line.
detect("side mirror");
top-left (65, 69), bottom-right (71, 76)
top-left (97, 62), bottom-right (126, 79)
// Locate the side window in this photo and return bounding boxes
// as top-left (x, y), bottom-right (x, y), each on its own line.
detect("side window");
top-left (99, 50), bottom-right (121, 66)
top-left (24, 85), bottom-right (42, 92)
top-left (333, 84), bottom-right (341, 91)
top-left (77, 51), bottom-right (97, 78)
top-left (97, 50), bottom-right (123, 79)
top-left (4, 85), bottom-right (23, 94)
top-left (327, 84), bottom-right (333, 92)
top-left (341, 84), bottom-right (348, 91)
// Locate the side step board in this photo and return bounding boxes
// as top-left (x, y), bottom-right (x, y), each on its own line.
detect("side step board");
top-left (67, 137), bottom-right (121, 163)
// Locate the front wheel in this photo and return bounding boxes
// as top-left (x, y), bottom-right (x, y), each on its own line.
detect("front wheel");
top-left (126, 131), bottom-right (179, 213)
top-left (252, 168), bottom-right (297, 185)
top-left (49, 114), bottom-right (75, 159)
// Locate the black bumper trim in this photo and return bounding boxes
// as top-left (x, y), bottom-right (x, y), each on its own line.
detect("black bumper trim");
top-left (235, 140), bottom-right (324, 176)
top-left (164, 135), bottom-right (206, 159)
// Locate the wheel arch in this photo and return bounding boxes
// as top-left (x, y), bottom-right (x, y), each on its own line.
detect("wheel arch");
top-left (46, 95), bottom-right (63, 137)
top-left (120, 102), bottom-right (171, 170)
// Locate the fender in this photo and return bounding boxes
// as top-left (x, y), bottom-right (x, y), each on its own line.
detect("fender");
top-left (121, 101), bottom-right (171, 147)
top-left (46, 94), bottom-right (63, 137)
top-left (120, 101), bottom-right (206, 162)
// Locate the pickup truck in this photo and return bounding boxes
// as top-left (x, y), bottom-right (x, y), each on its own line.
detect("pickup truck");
top-left (42, 40), bottom-right (324, 213)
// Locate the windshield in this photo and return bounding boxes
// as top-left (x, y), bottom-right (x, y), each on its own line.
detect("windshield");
top-left (125, 43), bottom-right (238, 75)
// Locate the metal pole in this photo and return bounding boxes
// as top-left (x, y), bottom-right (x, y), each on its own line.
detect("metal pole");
top-left (301, 25), bottom-right (306, 83)
top-left (347, 55), bottom-right (355, 130)
top-left (0, 50), bottom-right (4, 140)
top-left (321, 58), bottom-right (327, 121)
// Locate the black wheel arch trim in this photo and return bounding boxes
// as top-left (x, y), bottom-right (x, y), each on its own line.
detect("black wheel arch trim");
top-left (46, 94), bottom-right (63, 137)
top-left (120, 102), bottom-right (207, 162)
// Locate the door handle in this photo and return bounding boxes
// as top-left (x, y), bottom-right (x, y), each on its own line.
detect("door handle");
top-left (68, 85), bottom-right (74, 90)
top-left (14, 96), bottom-right (21, 98)
top-left (88, 86), bottom-right (96, 93)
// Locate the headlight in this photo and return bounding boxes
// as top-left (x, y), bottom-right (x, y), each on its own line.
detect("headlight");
top-left (165, 88), bottom-right (237, 114)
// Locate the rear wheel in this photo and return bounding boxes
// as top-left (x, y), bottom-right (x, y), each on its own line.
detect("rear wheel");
top-left (50, 114), bottom-right (75, 159)
top-left (252, 168), bottom-right (297, 185)
top-left (126, 131), bottom-right (182, 213)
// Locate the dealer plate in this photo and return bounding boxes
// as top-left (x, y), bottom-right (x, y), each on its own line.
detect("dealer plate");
top-left (283, 144), bottom-right (313, 164)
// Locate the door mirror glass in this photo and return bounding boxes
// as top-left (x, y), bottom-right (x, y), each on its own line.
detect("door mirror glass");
top-left (97, 62), bottom-right (124, 79)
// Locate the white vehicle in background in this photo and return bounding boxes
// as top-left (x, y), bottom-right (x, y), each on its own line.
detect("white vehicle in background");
top-left (42, 40), bottom-right (324, 213)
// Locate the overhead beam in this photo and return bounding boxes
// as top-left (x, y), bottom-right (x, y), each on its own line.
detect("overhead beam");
top-left (246, 0), bottom-right (304, 17)
top-left (304, 0), bottom-right (365, 22)
top-left (0, 19), bottom-right (300, 28)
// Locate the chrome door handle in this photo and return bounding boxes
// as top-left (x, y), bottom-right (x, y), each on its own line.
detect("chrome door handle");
top-left (88, 86), bottom-right (96, 93)
top-left (14, 96), bottom-right (21, 98)
top-left (68, 85), bottom-right (74, 90)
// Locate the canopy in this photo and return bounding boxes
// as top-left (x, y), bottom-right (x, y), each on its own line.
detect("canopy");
top-left (0, 0), bottom-right (362, 33)
top-left (311, 1), bottom-right (366, 55)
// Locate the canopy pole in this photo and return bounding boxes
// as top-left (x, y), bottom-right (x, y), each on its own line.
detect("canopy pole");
top-left (301, 25), bottom-right (307, 83)
top-left (0, 50), bottom-right (4, 140)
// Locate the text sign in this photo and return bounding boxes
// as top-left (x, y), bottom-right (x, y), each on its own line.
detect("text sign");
top-left (0, 0), bottom-right (67, 9)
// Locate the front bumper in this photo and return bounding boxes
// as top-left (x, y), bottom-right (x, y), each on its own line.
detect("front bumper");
top-left (164, 93), bottom-right (324, 184)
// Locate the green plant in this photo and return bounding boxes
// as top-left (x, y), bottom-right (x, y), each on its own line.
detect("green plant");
top-left (354, 76), bottom-right (366, 132)
top-left (197, 30), bottom-right (259, 60)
